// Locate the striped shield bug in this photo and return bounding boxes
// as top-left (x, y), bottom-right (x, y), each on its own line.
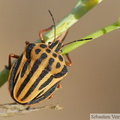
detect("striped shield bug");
top-left (7, 27), bottom-right (72, 105)
top-left (6, 11), bottom-right (92, 106)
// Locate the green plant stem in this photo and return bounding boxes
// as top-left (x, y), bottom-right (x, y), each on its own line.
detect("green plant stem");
top-left (62, 19), bottom-right (120, 55)
top-left (0, 69), bottom-right (9, 87)
top-left (36, 0), bottom-right (103, 43)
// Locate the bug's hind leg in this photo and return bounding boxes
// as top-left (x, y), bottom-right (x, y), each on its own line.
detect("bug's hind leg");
top-left (56, 83), bottom-right (62, 91)
top-left (65, 53), bottom-right (72, 66)
top-left (5, 53), bottom-right (19, 70)
top-left (48, 94), bottom-right (54, 99)
top-left (39, 26), bottom-right (53, 43)
top-left (57, 83), bottom-right (62, 89)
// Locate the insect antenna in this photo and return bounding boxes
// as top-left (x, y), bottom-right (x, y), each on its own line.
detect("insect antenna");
top-left (62, 38), bottom-right (92, 47)
top-left (48, 10), bottom-right (56, 42)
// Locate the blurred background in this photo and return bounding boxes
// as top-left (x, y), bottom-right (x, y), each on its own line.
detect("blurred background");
top-left (0, 0), bottom-right (120, 120)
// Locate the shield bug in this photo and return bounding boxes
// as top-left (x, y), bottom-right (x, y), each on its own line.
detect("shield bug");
top-left (6, 11), bottom-right (92, 106)
top-left (7, 28), bottom-right (72, 105)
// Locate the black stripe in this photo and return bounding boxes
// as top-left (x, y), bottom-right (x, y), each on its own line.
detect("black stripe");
top-left (35, 90), bottom-right (44, 98)
top-left (9, 54), bottom-right (23, 93)
top-left (52, 53), bottom-right (57, 58)
top-left (39, 75), bottom-right (54, 90)
top-left (21, 57), bottom-right (54, 101)
top-left (55, 43), bottom-right (62, 52)
top-left (58, 55), bottom-right (63, 62)
top-left (49, 41), bottom-right (59, 49)
top-left (34, 81), bottom-right (60, 103)
top-left (46, 48), bottom-right (51, 53)
top-left (14, 73), bottom-right (20, 84)
top-left (26, 43), bottom-right (35, 59)
top-left (16, 53), bottom-right (47, 97)
top-left (45, 58), bottom-right (54, 71)
top-left (35, 49), bottom-right (41, 54)
top-left (21, 70), bottom-right (48, 101)
top-left (54, 65), bottom-right (68, 78)
top-left (48, 58), bottom-right (54, 65)
top-left (40, 44), bottom-right (47, 48)
top-left (21, 59), bottom-right (31, 78)
top-left (56, 62), bottom-right (61, 68)
top-left (24, 81), bottom-right (60, 105)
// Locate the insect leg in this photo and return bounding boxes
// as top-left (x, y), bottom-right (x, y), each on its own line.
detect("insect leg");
top-left (48, 94), bottom-right (53, 99)
top-left (65, 53), bottom-right (72, 66)
top-left (57, 30), bottom-right (68, 43)
top-left (57, 83), bottom-right (62, 88)
top-left (5, 53), bottom-right (19, 69)
top-left (25, 41), bottom-right (30, 45)
top-left (39, 26), bottom-right (53, 43)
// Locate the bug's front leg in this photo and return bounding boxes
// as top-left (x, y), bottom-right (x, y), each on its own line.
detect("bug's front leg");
top-left (5, 53), bottom-right (19, 69)
top-left (65, 53), bottom-right (72, 66)
top-left (39, 26), bottom-right (53, 43)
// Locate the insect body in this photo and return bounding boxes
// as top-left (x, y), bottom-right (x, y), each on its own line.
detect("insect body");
top-left (7, 27), bottom-right (72, 105)
top-left (7, 26), bottom-right (92, 106)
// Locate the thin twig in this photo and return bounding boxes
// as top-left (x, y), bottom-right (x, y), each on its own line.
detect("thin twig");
top-left (0, 103), bottom-right (62, 117)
